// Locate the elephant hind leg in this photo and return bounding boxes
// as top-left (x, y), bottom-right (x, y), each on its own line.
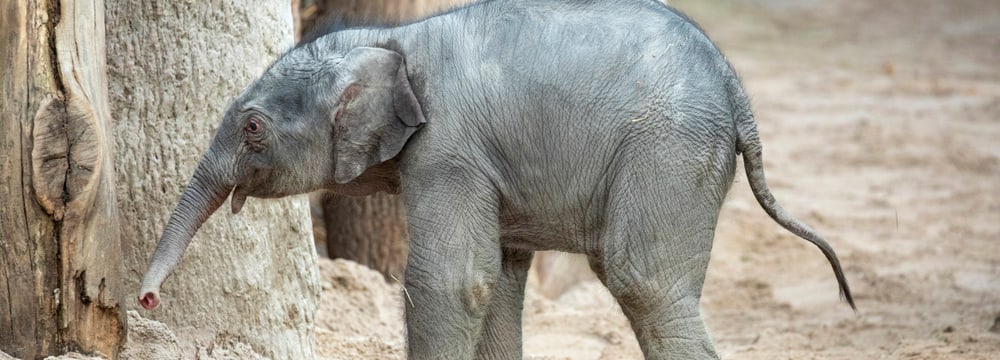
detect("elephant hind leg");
top-left (592, 188), bottom-right (723, 359)
top-left (599, 251), bottom-right (718, 360)
top-left (594, 239), bottom-right (719, 359)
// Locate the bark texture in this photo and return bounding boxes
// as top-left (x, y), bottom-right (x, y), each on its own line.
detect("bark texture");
top-left (300, 0), bottom-right (467, 33)
top-left (300, 0), bottom-right (466, 280)
top-left (1, 0), bottom-right (124, 358)
top-left (319, 192), bottom-right (409, 278)
top-left (106, 1), bottom-right (319, 359)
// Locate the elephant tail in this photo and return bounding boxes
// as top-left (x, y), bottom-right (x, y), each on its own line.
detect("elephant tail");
top-left (733, 91), bottom-right (857, 311)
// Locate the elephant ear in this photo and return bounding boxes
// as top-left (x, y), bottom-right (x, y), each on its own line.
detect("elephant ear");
top-left (330, 46), bottom-right (426, 184)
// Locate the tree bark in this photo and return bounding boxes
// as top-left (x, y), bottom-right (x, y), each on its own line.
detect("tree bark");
top-left (1, 0), bottom-right (124, 358)
top-left (300, 0), bottom-right (466, 36)
top-left (106, 1), bottom-right (319, 359)
top-left (299, 0), bottom-right (466, 280)
top-left (319, 192), bottom-right (410, 278)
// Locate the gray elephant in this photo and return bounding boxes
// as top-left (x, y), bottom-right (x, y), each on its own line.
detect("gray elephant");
top-left (138, 0), bottom-right (855, 358)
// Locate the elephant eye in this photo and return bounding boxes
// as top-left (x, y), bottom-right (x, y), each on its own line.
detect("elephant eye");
top-left (245, 117), bottom-right (262, 133)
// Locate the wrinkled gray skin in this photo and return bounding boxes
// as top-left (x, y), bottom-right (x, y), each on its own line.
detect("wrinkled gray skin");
top-left (138, 0), bottom-right (855, 358)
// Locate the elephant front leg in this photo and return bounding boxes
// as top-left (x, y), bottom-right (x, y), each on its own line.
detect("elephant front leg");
top-left (475, 248), bottom-right (533, 359)
top-left (402, 185), bottom-right (502, 359)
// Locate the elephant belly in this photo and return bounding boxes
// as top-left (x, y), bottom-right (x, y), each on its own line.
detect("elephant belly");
top-left (497, 202), bottom-right (603, 254)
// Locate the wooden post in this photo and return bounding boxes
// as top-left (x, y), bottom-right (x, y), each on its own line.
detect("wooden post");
top-left (0, 0), bottom-right (124, 358)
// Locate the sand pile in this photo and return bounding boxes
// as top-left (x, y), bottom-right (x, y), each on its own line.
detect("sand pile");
top-left (314, 258), bottom-right (406, 359)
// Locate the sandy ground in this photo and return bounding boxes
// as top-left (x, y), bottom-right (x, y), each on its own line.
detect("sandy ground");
top-left (314, 0), bottom-right (1000, 359)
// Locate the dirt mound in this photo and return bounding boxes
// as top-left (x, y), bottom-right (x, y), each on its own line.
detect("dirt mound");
top-left (120, 310), bottom-right (182, 360)
top-left (121, 310), bottom-right (268, 360)
top-left (315, 258), bottom-right (405, 359)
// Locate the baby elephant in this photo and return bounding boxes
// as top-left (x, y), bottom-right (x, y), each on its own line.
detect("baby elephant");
top-left (139, 0), bottom-right (855, 358)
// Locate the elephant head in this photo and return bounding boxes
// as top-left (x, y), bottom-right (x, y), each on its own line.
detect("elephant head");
top-left (138, 46), bottom-right (425, 310)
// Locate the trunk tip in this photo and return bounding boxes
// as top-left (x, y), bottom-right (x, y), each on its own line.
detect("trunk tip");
top-left (139, 291), bottom-right (160, 310)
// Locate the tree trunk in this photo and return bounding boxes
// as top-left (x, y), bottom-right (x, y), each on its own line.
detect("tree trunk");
top-left (0, 0), bottom-right (125, 358)
top-left (319, 192), bottom-right (410, 278)
top-left (106, 1), bottom-right (319, 359)
top-left (299, 0), bottom-right (466, 280)
top-left (300, 0), bottom-right (466, 35)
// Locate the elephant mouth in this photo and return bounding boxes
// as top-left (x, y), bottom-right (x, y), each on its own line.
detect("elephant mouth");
top-left (230, 166), bottom-right (283, 214)
top-left (230, 182), bottom-right (294, 214)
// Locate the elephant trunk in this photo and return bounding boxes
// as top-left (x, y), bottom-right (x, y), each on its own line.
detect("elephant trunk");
top-left (139, 154), bottom-right (233, 310)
